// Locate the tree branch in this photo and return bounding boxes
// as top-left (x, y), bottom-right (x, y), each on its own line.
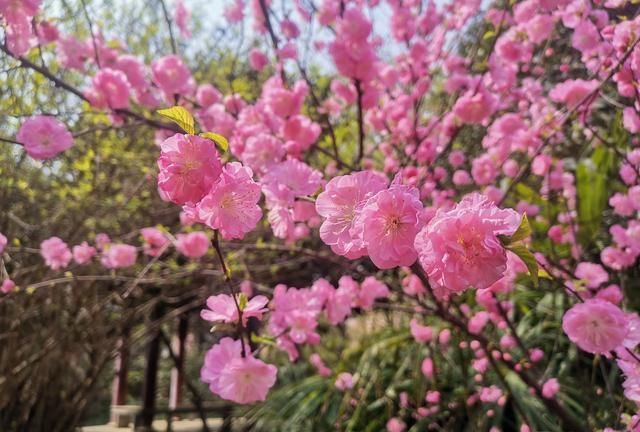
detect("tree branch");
top-left (354, 79), bottom-right (365, 166)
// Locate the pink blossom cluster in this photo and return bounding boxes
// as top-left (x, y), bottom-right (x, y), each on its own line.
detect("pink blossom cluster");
top-left (268, 276), bottom-right (389, 361)
top-left (197, 288), bottom-right (275, 402)
top-left (414, 193), bottom-right (521, 298)
top-left (200, 337), bottom-right (277, 404)
top-left (157, 134), bottom-right (262, 240)
top-left (16, 116), bottom-right (74, 160)
top-left (33, 228), bottom-right (214, 273)
top-left (6, 0), bottom-right (640, 424)
top-left (316, 171), bottom-right (425, 269)
top-left (0, 0), bottom-right (42, 55)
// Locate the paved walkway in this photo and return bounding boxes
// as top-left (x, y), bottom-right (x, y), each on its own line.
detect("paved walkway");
top-left (80, 418), bottom-right (224, 432)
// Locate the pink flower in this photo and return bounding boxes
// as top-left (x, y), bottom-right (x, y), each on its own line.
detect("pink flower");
top-left (402, 274), bottom-right (425, 296)
top-left (269, 284), bottom-right (324, 347)
top-left (324, 276), bottom-right (356, 324)
top-left (479, 385), bottom-right (503, 403)
top-left (197, 162), bottom-right (262, 240)
top-left (249, 48), bottom-right (268, 71)
top-left (140, 227), bottom-right (170, 257)
top-left (386, 417), bottom-right (407, 432)
top-left (542, 378), bottom-right (560, 399)
top-left (262, 78), bottom-right (307, 118)
top-left (356, 185), bottom-right (424, 269)
top-left (575, 262), bottom-right (608, 289)
top-left (425, 390), bottom-right (440, 404)
top-left (1, 279), bottom-right (15, 294)
top-left (562, 299), bottom-right (628, 354)
top-left (40, 237), bottom-right (72, 270)
top-left (57, 35), bottom-right (91, 70)
top-left (355, 276), bottom-right (390, 309)
top-left (316, 171), bottom-right (388, 259)
top-left (201, 294), bottom-right (269, 326)
top-left (453, 87), bottom-right (497, 124)
top-left (200, 338), bottom-right (277, 404)
top-left (72, 241), bottom-right (96, 265)
top-left (175, 231), bottom-right (209, 258)
top-left (414, 193), bottom-right (521, 298)
top-left (0, 0), bottom-right (41, 26)
top-left (471, 155), bottom-right (498, 185)
top-left (410, 319), bottom-right (433, 343)
top-left (217, 355), bottom-right (277, 404)
top-left (114, 55), bottom-right (148, 90)
top-left (328, 9), bottom-right (377, 81)
top-left (549, 79), bottom-right (599, 110)
top-left (623, 107), bottom-right (640, 133)
top-left (95, 233), bottom-right (111, 250)
top-left (241, 134), bottom-right (284, 174)
top-left (196, 84), bottom-right (221, 107)
top-left (16, 115), bottom-right (74, 160)
top-left (527, 14), bottom-right (555, 44)
top-left (529, 348), bottom-right (544, 363)
top-left (0, 232), bottom-right (7, 254)
top-left (421, 357), bottom-right (434, 378)
top-left (572, 20), bottom-right (600, 54)
top-left (151, 55), bottom-right (193, 95)
top-left (597, 284), bottom-right (623, 305)
top-left (174, 0), bottom-right (191, 38)
top-left (309, 353), bottom-right (332, 377)
top-left (5, 17), bottom-right (33, 56)
top-left (200, 337), bottom-right (241, 393)
top-left (101, 244), bottom-right (137, 269)
top-left (282, 115), bottom-right (321, 155)
top-left (35, 20), bottom-right (58, 45)
top-left (85, 68), bottom-right (131, 110)
top-left (224, 0), bottom-right (244, 23)
top-left (267, 206), bottom-right (295, 239)
top-left (287, 313), bottom-right (320, 344)
top-left (468, 311), bottom-right (490, 334)
top-left (335, 372), bottom-right (355, 391)
top-left (157, 134), bottom-right (223, 205)
top-left (262, 159), bottom-right (323, 206)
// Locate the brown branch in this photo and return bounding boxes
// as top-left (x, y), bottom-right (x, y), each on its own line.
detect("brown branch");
top-left (258, 0), bottom-right (279, 50)
top-left (0, 136), bottom-right (22, 146)
top-left (211, 231), bottom-right (246, 357)
top-left (158, 0), bottom-right (178, 55)
top-left (499, 36), bottom-right (640, 206)
top-left (0, 44), bottom-right (182, 133)
top-left (354, 79), bottom-right (365, 166)
top-left (409, 263), bottom-right (588, 432)
top-left (80, 0), bottom-right (101, 68)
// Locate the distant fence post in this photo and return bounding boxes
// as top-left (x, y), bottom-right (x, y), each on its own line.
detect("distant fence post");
top-left (110, 326), bottom-right (130, 425)
top-left (169, 315), bottom-right (189, 412)
top-left (134, 303), bottom-right (163, 431)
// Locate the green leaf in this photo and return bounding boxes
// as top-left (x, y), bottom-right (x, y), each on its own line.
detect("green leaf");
top-left (483, 30), bottom-right (496, 40)
top-left (500, 214), bottom-right (531, 246)
top-left (238, 292), bottom-right (248, 311)
top-left (576, 154), bottom-right (609, 246)
top-left (157, 106), bottom-right (195, 134)
top-left (506, 243), bottom-right (539, 286)
top-left (250, 334), bottom-right (276, 346)
top-left (200, 131), bottom-right (229, 152)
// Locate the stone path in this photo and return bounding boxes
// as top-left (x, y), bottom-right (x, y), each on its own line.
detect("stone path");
top-left (80, 418), bottom-right (223, 432)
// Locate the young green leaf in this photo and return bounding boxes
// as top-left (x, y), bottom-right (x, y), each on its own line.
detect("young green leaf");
top-left (501, 214), bottom-right (532, 246)
top-left (506, 243), bottom-right (539, 286)
top-left (251, 333), bottom-right (276, 346)
top-left (238, 292), bottom-right (248, 311)
top-left (200, 131), bottom-right (229, 152)
top-left (157, 106), bottom-right (196, 135)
